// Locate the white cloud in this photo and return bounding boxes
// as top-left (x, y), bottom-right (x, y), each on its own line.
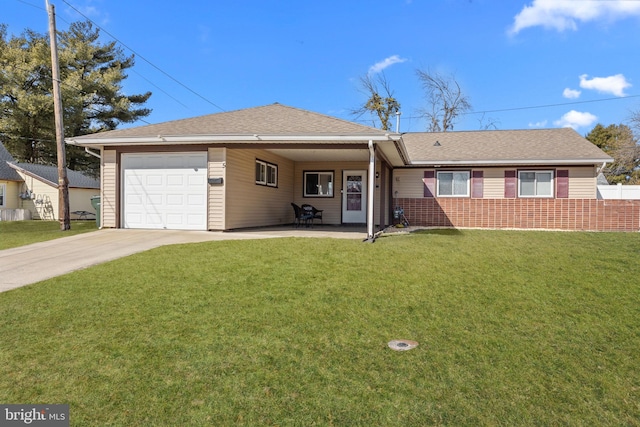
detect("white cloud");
top-left (553, 110), bottom-right (598, 129)
top-left (509, 0), bottom-right (640, 35)
top-left (562, 88), bottom-right (581, 99)
top-left (528, 120), bottom-right (548, 128)
top-left (368, 55), bottom-right (407, 75)
top-left (579, 74), bottom-right (631, 97)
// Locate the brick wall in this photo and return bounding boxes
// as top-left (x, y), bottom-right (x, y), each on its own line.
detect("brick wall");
top-left (396, 198), bottom-right (640, 232)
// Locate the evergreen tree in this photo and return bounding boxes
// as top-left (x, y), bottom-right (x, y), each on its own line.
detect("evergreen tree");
top-left (0, 21), bottom-right (151, 176)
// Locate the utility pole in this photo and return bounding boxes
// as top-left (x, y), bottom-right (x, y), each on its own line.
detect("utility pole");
top-left (46, 0), bottom-right (70, 230)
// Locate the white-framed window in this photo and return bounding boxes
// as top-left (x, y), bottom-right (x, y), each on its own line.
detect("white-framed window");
top-left (304, 171), bottom-right (334, 197)
top-left (519, 170), bottom-right (553, 197)
top-left (437, 171), bottom-right (470, 197)
top-left (0, 183), bottom-right (5, 207)
top-left (256, 160), bottom-right (277, 187)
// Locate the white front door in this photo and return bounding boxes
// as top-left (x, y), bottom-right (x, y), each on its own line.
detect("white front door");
top-left (342, 170), bottom-right (367, 223)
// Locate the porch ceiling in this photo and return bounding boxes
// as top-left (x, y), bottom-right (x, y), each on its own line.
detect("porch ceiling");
top-left (267, 140), bottom-right (406, 165)
top-left (267, 148), bottom-right (369, 162)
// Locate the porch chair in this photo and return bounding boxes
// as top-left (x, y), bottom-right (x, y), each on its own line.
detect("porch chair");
top-left (291, 203), bottom-right (313, 228)
top-left (301, 204), bottom-right (323, 224)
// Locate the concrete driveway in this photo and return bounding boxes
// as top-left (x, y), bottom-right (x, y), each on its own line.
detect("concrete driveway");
top-left (0, 227), bottom-right (369, 293)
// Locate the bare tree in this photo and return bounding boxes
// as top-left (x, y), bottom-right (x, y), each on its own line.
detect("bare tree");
top-left (416, 68), bottom-right (471, 132)
top-left (477, 113), bottom-right (500, 130)
top-left (630, 108), bottom-right (640, 135)
top-left (352, 73), bottom-right (400, 131)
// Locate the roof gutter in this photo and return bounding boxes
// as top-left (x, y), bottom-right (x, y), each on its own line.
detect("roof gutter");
top-left (66, 133), bottom-right (402, 146)
top-left (409, 158), bottom-right (612, 167)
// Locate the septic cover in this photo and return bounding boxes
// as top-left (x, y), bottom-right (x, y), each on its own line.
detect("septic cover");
top-left (388, 339), bottom-right (419, 351)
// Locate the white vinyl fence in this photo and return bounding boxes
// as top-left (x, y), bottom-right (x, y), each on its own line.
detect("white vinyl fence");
top-left (0, 209), bottom-right (33, 221)
top-left (597, 183), bottom-right (640, 200)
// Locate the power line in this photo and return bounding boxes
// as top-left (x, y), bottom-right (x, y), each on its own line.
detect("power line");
top-left (129, 68), bottom-right (190, 110)
top-left (350, 94), bottom-right (640, 125)
top-left (11, 0), bottom-right (210, 115)
top-left (59, 0), bottom-right (225, 113)
top-left (464, 94), bottom-right (640, 116)
top-left (13, 0), bottom-right (42, 10)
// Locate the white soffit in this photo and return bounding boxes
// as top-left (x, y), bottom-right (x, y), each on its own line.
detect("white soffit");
top-left (267, 148), bottom-right (369, 162)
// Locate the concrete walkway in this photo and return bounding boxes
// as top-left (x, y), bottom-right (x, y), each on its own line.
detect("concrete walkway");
top-left (0, 227), bottom-right (369, 293)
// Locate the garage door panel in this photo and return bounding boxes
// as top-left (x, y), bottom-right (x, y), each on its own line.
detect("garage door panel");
top-left (167, 174), bottom-right (184, 186)
top-left (127, 213), bottom-right (142, 223)
top-left (187, 194), bottom-right (204, 205)
top-left (145, 214), bottom-right (163, 226)
top-left (147, 194), bottom-right (163, 205)
top-left (167, 194), bottom-right (184, 205)
top-left (146, 174), bottom-right (164, 186)
top-left (188, 175), bottom-right (205, 185)
top-left (126, 194), bottom-right (143, 204)
top-left (187, 214), bottom-right (206, 225)
top-left (122, 153), bottom-right (207, 230)
top-left (125, 173), bottom-right (143, 185)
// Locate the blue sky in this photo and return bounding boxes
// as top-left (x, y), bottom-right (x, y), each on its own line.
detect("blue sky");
top-left (5, 0), bottom-right (640, 134)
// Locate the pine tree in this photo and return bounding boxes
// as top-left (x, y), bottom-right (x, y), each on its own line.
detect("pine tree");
top-left (0, 21), bottom-right (151, 176)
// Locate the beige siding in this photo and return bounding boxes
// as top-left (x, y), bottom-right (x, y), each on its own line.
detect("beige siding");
top-left (392, 166), bottom-right (599, 200)
top-left (207, 147), bottom-right (226, 230)
top-left (1, 181), bottom-right (20, 209)
top-left (294, 161), bottom-right (370, 225)
top-left (2, 178), bottom-right (96, 220)
top-left (483, 168), bottom-right (507, 198)
top-left (392, 169), bottom-right (427, 198)
top-left (102, 149), bottom-right (117, 228)
top-left (567, 166), bottom-right (597, 198)
top-left (69, 188), bottom-right (99, 215)
top-left (225, 148), bottom-right (294, 229)
top-left (14, 172), bottom-right (57, 220)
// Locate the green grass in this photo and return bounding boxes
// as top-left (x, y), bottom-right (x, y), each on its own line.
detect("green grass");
top-left (0, 221), bottom-right (98, 250)
top-left (1, 230), bottom-right (639, 426)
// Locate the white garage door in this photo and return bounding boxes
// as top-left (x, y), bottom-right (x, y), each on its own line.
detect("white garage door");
top-left (122, 153), bottom-right (208, 230)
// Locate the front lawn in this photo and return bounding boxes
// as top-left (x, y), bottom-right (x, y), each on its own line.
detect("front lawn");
top-left (0, 220), bottom-right (98, 250)
top-left (0, 230), bottom-right (638, 426)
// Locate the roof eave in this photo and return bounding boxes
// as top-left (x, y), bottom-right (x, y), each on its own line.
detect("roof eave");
top-left (409, 158), bottom-right (613, 166)
top-left (8, 163), bottom-right (57, 187)
top-left (66, 133), bottom-right (401, 147)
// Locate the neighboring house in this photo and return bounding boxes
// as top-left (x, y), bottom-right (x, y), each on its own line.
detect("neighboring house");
top-left (67, 103), bottom-right (640, 234)
top-left (0, 142), bottom-right (100, 221)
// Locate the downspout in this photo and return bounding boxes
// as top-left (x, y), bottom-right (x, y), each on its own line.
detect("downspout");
top-left (365, 139), bottom-right (376, 242)
top-left (83, 147), bottom-right (102, 229)
top-left (85, 147), bottom-right (101, 159)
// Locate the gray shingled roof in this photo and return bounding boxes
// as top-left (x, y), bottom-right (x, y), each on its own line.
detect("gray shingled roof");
top-left (0, 142), bottom-right (22, 181)
top-left (402, 128), bottom-right (612, 165)
top-left (9, 163), bottom-right (99, 189)
top-left (67, 104), bottom-right (612, 166)
top-left (70, 103), bottom-right (388, 140)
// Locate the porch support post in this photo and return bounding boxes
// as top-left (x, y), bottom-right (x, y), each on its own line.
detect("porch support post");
top-left (365, 139), bottom-right (376, 242)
